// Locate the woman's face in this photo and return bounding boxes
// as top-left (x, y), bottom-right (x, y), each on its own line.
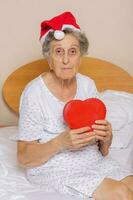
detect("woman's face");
top-left (48, 34), bottom-right (81, 80)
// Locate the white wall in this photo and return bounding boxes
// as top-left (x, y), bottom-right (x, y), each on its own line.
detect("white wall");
top-left (0, 0), bottom-right (133, 125)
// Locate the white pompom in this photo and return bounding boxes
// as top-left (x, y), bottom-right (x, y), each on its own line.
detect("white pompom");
top-left (54, 30), bottom-right (65, 40)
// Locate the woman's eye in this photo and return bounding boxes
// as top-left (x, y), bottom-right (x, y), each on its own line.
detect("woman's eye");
top-left (69, 48), bottom-right (76, 55)
top-left (55, 48), bottom-right (63, 55)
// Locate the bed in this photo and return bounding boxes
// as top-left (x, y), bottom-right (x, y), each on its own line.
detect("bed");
top-left (1, 57), bottom-right (133, 200)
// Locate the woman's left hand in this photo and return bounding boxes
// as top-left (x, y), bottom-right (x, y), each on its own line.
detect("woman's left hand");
top-left (92, 120), bottom-right (113, 156)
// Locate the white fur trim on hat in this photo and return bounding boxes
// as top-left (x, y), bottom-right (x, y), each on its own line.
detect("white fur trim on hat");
top-left (40, 24), bottom-right (81, 45)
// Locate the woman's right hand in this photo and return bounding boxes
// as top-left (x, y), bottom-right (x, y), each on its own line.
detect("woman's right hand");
top-left (56, 127), bottom-right (96, 151)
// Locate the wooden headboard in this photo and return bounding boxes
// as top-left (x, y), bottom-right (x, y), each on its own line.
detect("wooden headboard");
top-left (2, 57), bottom-right (133, 113)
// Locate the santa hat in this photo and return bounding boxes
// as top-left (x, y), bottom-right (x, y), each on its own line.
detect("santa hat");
top-left (39, 11), bottom-right (81, 45)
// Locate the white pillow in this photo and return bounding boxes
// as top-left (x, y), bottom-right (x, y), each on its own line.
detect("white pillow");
top-left (101, 98), bottom-right (128, 131)
top-left (99, 90), bottom-right (133, 148)
top-left (99, 90), bottom-right (133, 129)
top-left (111, 122), bottom-right (133, 148)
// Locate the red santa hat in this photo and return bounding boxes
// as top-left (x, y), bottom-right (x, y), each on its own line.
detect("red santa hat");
top-left (39, 11), bottom-right (81, 45)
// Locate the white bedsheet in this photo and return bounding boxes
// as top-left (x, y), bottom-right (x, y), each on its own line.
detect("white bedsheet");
top-left (0, 126), bottom-right (132, 200)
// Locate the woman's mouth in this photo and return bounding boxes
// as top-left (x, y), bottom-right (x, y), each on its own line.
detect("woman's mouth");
top-left (61, 68), bottom-right (72, 70)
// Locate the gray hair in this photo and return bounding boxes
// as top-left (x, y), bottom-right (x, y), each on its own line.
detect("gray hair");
top-left (42, 28), bottom-right (89, 58)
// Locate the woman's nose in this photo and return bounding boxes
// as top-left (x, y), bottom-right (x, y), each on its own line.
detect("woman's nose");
top-left (63, 53), bottom-right (69, 64)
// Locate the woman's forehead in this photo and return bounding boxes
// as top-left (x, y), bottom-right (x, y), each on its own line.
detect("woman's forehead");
top-left (51, 34), bottom-right (79, 48)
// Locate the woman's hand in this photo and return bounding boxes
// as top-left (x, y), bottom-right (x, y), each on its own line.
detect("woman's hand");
top-left (56, 127), bottom-right (96, 151)
top-left (92, 120), bottom-right (113, 156)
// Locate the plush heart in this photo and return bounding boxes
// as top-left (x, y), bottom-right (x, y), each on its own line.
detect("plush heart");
top-left (63, 98), bottom-right (106, 130)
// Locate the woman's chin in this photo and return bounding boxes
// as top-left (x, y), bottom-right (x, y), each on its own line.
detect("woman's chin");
top-left (61, 74), bottom-right (75, 80)
top-left (59, 71), bottom-right (76, 80)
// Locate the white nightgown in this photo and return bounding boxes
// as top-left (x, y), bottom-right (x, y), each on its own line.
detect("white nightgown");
top-left (18, 73), bottom-right (133, 199)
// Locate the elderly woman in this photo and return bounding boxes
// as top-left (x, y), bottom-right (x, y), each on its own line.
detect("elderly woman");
top-left (17, 12), bottom-right (133, 200)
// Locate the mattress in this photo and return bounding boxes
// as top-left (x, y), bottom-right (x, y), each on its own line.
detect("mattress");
top-left (0, 126), bottom-right (133, 200)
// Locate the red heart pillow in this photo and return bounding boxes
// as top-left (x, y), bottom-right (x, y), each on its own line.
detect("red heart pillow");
top-left (63, 98), bottom-right (106, 130)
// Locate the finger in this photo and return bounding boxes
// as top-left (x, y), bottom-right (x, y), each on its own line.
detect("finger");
top-left (69, 131), bottom-right (93, 142)
top-left (95, 120), bottom-right (109, 125)
top-left (95, 135), bottom-right (107, 142)
top-left (76, 131), bottom-right (95, 139)
top-left (92, 124), bottom-right (108, 131)
top-left (75, 135), bottom-right (96, 145)
top-left (95, 121), bottom-right (112, 131)
top-left (76, 138), bottom-right (97, 148)
top-left (72, 126), bottom-right (91, 134)
top-left (93, 130), bottom-right (107, 137)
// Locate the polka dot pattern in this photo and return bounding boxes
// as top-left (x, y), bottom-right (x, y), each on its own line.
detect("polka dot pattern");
top-left (18, 74), bottom-right (133, 199)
